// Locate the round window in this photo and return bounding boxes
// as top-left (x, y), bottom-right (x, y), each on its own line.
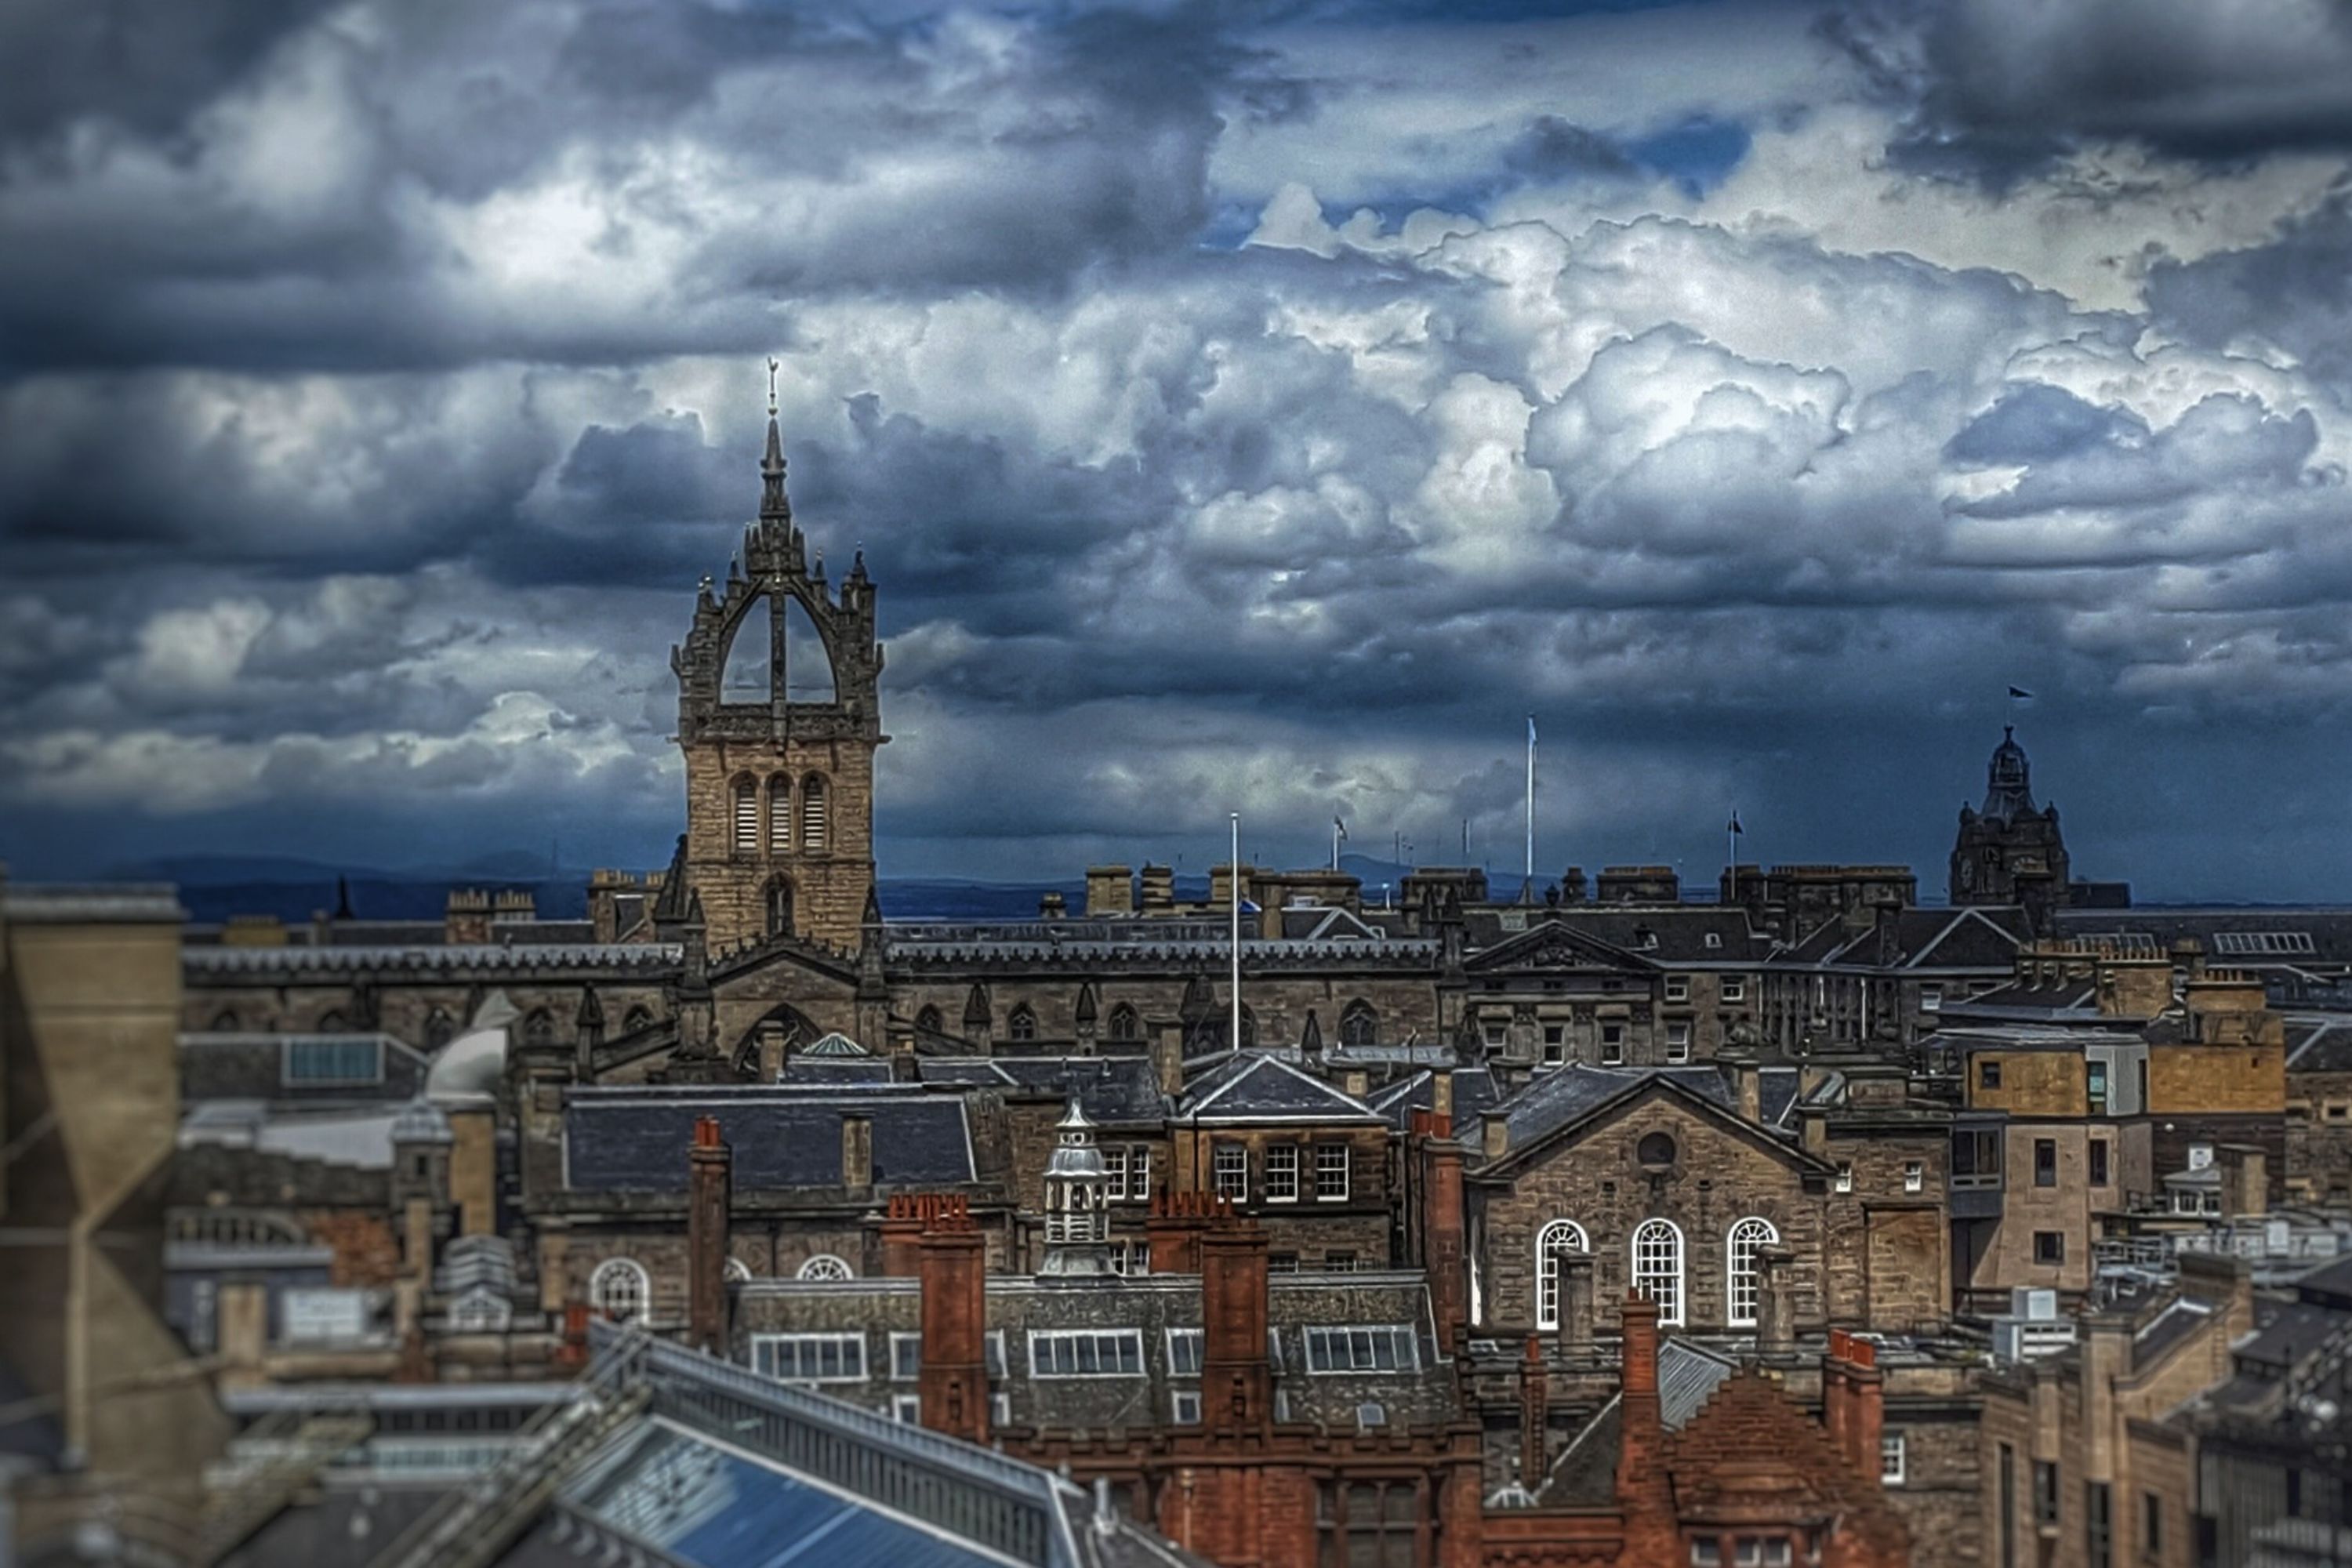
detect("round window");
top-left (1637, 1132), bottom-right (1677, 1167)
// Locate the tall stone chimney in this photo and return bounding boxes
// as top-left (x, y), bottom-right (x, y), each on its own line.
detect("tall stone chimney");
top-left (917, 1196), bottom-right (989, 1445)
top-left (687, 1115), bottom-right (732, 1355)
top-left (1520, 1336), bottom-right (1549, 1494)
top-left (1559, 1254), bottom-right (1595, 1354)
top-left (841, 1112), bottom-right (873, 1192)
top-left (1423, 1118), bottom-right (1468, 1354)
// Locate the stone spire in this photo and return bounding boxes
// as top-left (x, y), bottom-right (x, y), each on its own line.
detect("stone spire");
top-left (760, 355), bottom-right (790, 522)
top-left (1037, 1098), bottom-right (1113, 1276)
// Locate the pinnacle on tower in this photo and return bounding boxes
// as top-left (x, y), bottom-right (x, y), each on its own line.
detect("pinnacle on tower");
top-left (760, 355), bottom-right (790, 522)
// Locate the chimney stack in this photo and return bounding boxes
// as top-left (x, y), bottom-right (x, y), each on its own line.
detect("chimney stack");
top-left (1757, 1246), bottom-right (1795, 1356)
top-left (1423, 1121), bottom-right (1468, 1353)
top-left (2218, 1145), bottom-right (2268, 1220)
top-left (1824, 1330), bottom-right (1886, 1486)
top-left (1559, 1254), bottom-right (1596, 1354)
top-left (1199, 1206), bottom-right (1272, 1436)
top-left (1148, 1187), bottom-right (1211, 1274)
top-left (687, 1115), bottom-right (733, 1355)
top-left (1614, 1294), bottom-right (1666, 1519)
top-left (917, 1196), bottom-right (989, 1445)
top-left (1724, 1051), bottom-right (1762, 1124)
top-left (1520, 1337), bottom-right (1549, 1494)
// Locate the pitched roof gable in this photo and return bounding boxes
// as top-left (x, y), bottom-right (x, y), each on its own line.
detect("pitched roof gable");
top-left (1178, 1052), bottom-right (1378, 1121)
top-left (1474, 1067), bottom-right (1831, 1180)
top-left (1464, 920), bottom-right (1659, 975)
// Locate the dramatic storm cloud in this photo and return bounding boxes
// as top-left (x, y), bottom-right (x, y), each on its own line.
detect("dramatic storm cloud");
top-left (5, 0), bottom-right (2351, 900)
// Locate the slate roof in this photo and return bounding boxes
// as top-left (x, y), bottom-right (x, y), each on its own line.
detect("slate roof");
top-left (1176, 1051), bottom-right (1381, 1122)
top-left (1366, 1065), bottom-right (1504, 1130)
top-left (1759, 1067), bottom-right (1802, 1129)
top-left (1941, 978), bottom-right (2104, 1025)
top-left (1478, 1065), bottom-right (1737, 1156)
top-left (184, 942), bottom-right (681, 976)
top-left (1779, 906), bottom-right (2031, 971)
top-left (778, 1058), bottom-right (897, 1087)
top-left (2058, 907), bottom-right (2352, 970)
top-left (2287, 1014), bottom-right (2352, 1073)
top-left (564, 1088), bottom-right (975, 1192)
top-left (920, 1055), bottom-right (1169, 1124)
top-left (1465, 907), bottom-right (1773, 965)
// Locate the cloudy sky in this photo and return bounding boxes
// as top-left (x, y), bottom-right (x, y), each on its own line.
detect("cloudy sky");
top-left (5, 0), bottom-right (2351, 901)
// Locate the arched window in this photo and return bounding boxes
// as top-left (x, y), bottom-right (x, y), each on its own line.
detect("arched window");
top-left (800, 774), bottom-right (828, 853)
top-left (1636, 1132), bottom-right (1677, 1167)
top-left (766, 877), bottom-right (794, 938)
top-left (423, 1008), bottom-right (456, 1051)
top-left (1008, 1004), bottom-right (1037, 1043)
top-left (1338, 1000), bottom-right (1379, 1049)
top-left (797, 1254), bottom-right (853, 1281)
top-left (1631, 1220), bottom-right (1684, 1326)
top-left (723, 1258), bottom-right (752, 1283)
top-left (590, 1258), bottom-right (648, 1323)
top-left (622, 1005), bottom-right (655, 1034)
top-left (1106, 1004), bottom-right (1141, 1043)
top-left (524, 1009), bottom-right (554, 1049)
top-left (767, 775), bottom-right (793, 854)
top-left (209, 1009), bottom-right (241, 1033)
top-left (916, 1005), bottom-right (944, 1036)
top-left (1534, 1220), bottom-right (1589, 1330)
top-left (732, 775), bottom-right (760, 855)
top-left (1726, 1217), bottom-right (1779, 1328)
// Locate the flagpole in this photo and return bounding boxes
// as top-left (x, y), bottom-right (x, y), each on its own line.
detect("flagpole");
top-left (1525, 715), bottom-right (1536, 898)
top-left (1230, 811), bottom-right (1243, 1052)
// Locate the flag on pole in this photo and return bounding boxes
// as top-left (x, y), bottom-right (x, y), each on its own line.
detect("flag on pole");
top-left (1726, 811), bottom-right (1743, 835)
top-left (2008, 686), bottom-right (2033, 699)
top-left (1334, 816), bottom-right (1348, 842)
top-left (1528, 715), bottom-right (1537, 746)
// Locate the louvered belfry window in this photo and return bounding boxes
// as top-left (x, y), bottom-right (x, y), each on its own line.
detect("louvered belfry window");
top-left (768, 776), bottom-right (791, 852)
top-left (800, 775), bottom-right (828, 852)
top-left (732, 777), bottom-right (759, 855)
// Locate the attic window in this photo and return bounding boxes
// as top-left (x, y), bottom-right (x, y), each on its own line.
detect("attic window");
top-left (1704, 933), bottom-right (1722, 949)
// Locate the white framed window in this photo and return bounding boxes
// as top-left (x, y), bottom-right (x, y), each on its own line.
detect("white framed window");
top-left (985, 1330), bottom-right (1007, 1377)
top-left (1029, 1329), bottom-right (1145, 1377)
top-left (1920, 984), bottom-right (1943, 1012)
top-left (1541, 1022), bottom-right (1566, 1064)
top-left (1214, 1144), bottom-right (1249, 1201)
top-left (1106, 1240), bottom-right (1149, 1276)
top-left (797, 1254), bottom-right (853, 1280)
top-left (1265, 1145), bottom-right (1299, 1202)
top-left (1632, 1219), bottom-right (1684, 1326)
top-left (1880, 1431), bottom-right (1907, 1485)
top-left (1721, 978), bottom-right (1745, 1003)
top-left (1315, 1144), bottom-right (1350, 1202)
top-left (590, 1258), bottom-right (648, 1323)
top-left (1167, 1328), bottom-right (1203, 1377)
top-left (723, 1258), bottom-right (752, 1283)
top-left (891, 1394), bottom-right (921, 1424)
top-left (1534, 1219), bottom-right (1589, 1330)
top-left (1323, 1252), bottom-right (1357, 1272)
top-left (1904, 1160), bottom-right (1925, 1194)
top-left (1171, 1389), bottom-right (1202, 1425)
top-left (1835, 1163), bottom-right (1854, 1194)
top-left (1726, 1216), bottom-right (1778, 1328)
top-left (1600, 1024), bottom-right (1624, 1066)
top-left (889, 1333), bottom-right (922, 1381)
top-left (751, 1332), bottom-right (866, 1382)
top-left (1665, 976), bottom-right (1690, 1003)
top-left (1666, 1022), bottom-right (1691, 1064)
top-left (283, 1037), bottom-right (383, 1087)
top-left (990, 1392), bottom-right (1011, 1427)
top-left (1734, 1541), bottom-right (1792, 1567)
top-left (1483, 1018), bottom-right (1507, 1048)
top-left (1302, 1325), bottom-right (1418, 1373)
top-left (1104, 1145), bottom-right (1152, 1202)
top-left (1704, 932), bottom-right (1722, 950)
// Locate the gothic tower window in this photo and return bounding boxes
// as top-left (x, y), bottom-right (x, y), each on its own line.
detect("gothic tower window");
top-left (732, 775), bottom-right (760, 855)
top-left (524, 1010), bottom-right (554, 1050)
top-left (1008, 1004), bottom-right (1038, 1043)
top-left (766, 877), bottom-right (795, 938)
top-left (1106, 1004), bottom-right (1140, 1043)
top-left (767, 775), bottom-right (792, 853)
top-left (1726, 1216), bottom-right (1779, 1327)
top-left (916, 1005), bottom-right (943, 1036)
top-left (1338, 1000), bottom-right (1379, 1049)
top-left (800, 774), bottom-right (829, 853)
top-left (1632, 1218), bottom-right (1684, 1326)
top-left (1534, 1219), bottom-right (1588, 1330)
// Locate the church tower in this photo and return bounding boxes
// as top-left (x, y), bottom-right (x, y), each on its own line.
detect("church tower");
top-left (670, 365), bottom-right (884, 951)
top-left (1949, 726), bottom-right (2067, 906)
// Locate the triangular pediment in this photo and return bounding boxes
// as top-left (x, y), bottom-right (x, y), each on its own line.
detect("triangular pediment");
top-left (1465, 920), bottom-right (1657, 975)
top-left (1473, 1069), bottom-right (1831, 1181)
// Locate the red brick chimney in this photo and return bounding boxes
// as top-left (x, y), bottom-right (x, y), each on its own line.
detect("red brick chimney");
top-left (1520, 1336), bottom-right (1549, 1494)
top-left (1147, 1187), bottom-right (1210, 1275)
top-left (687, 1115), bottom-right (731, 1355)
top-left (1614, 1294), bottom-right (1679, 1562)
top-left (554, 1301), bottom-right (590, 1374)
top-left (880, 1193), bottom-right (927, 1277)
top-left (1825, 1330), bottom-right (1886, 1486)
top-left (918, 1195), bottom-right (989, 1445)
top-left (1199, 1200), bottom-right (1271, 1436)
